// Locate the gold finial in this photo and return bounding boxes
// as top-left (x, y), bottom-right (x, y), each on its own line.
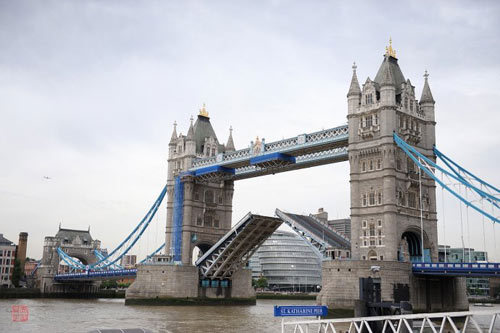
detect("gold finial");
top-left (199, 103), bottom-right (209, 117)
top-left (385, 37), bottom-right (397, 58)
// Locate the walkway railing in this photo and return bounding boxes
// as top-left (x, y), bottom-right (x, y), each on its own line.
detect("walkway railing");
top-left (281, 310), bottom-right (500, 333)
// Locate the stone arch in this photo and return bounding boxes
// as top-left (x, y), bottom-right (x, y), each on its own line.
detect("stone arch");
top-left (399, 227), bottom-right (431, 262)
top-left (367, 250), bottom-right (378, 261)
top-left (191, 242), bottom-right (213, 265)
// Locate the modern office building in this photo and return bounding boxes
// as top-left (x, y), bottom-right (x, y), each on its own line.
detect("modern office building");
top-left (312, 208), bottom-right (351, 239)
top-left (249, 230), bottom-right (322, 292)
top-left (438, 245), bottom-right (490, 296)
top-left (0, 234), bottom-right (16, 288)
top-left (120, 255), bottom-right (137, 268)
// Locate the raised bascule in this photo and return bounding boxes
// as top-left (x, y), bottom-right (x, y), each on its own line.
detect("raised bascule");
top-left (44, 41), bottom-right (500, 312)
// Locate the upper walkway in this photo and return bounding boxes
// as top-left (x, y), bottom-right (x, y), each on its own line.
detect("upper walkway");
top-left (185, 125), bottom-right (348, 181)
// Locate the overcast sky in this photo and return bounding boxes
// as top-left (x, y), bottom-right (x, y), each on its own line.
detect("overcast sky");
top-left (1, 1), bottom-right (499, 261)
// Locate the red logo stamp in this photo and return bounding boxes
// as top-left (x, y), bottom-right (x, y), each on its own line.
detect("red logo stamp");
top-left (11, 305), bottom-right (29, 322)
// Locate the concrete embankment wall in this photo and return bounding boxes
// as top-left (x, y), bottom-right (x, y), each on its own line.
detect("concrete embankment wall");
top-left (0, 288), bottom-right (125, 299)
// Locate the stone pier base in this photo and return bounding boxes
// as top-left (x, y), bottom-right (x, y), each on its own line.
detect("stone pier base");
top-left (125, 264), bottom-right (255, 305)
top-left (317, 260), bottom-right (468, 313)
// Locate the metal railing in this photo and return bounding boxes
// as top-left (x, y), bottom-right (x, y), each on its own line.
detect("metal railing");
top-left (281, 310), bottom-right (500, 333)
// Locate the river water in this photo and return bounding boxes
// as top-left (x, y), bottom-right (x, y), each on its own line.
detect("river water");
top-left (1, 299), bottom-right (499, 332)
top-left (1, 298), bottom-right (315, 333)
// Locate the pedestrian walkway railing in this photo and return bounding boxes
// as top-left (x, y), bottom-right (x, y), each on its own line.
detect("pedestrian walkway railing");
top-left (281, 310), bottom-right (500, 333)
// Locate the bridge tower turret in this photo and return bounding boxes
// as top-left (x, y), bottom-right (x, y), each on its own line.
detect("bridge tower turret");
top-left (347, 40), bottom-right (438, 263)
top-left (165, 105), bottom-right (234, 265)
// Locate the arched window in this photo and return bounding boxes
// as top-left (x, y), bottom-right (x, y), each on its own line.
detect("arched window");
top-left (369, 224), bottom-right (375, 237)
top-left (204, 190), bottom-right (214, 204)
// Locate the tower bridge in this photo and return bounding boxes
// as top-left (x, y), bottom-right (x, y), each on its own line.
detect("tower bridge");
top-left (38, 41), bottom-right (500, 311)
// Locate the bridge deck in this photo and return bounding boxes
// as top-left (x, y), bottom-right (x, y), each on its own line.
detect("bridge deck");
top-left (195, 213), bottom-right (282, 279)
top-left (276, 209), bottom-right (351, 253)
top-left (54, 269), bottom-right (137, 281)
top-left (412, 262), bottom-right (500, 277)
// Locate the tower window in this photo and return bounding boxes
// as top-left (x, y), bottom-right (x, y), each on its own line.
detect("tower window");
top-left (404, 97), bottom-right (408, 109)
top-left (362, 220), bottom-right (367, 228)
top-left (204, 215), bottom-right (213, 227)
top-left (377, 219), bottom-right (382, 227)
top-left (362, 194), bottom-right (367, 207)
top-left (369, 160), bottom-right (374, 171)
top-left (366, 115), bottom-right (372, 127)
top-left (408, 192), bottom-right (417, 208)
top-left (377, 192), bottom-right (382, 205)
top-left (374, 113), bottom-right (379, 125)
top-left (196, 216), bottom-right (203, 226)
top-left (204, 190), bottom-right (214, 204)
top-left (369, 225), bottom-right (375, 237)
top-left (361, 161), bottom-right (366, 172)
top-left (211, 148), bottom-right (216, 156)
top-left (376, 159), bottom-right (382, 170)
top-left (365, 94), bottom-right (373, 105)
top-left (369, 192), bottom-right (375, 206)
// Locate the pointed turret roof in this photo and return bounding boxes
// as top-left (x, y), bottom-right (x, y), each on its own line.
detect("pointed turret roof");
top-left (374, 40), bottom-right (405, 92)
top-left (420, 70), bottom-right (435, 104)
top-left (169, 121), bottom-right (178, 145)
top-left (193, 104), bottom-right (218, 153)
top-left (347, 62), bottom-right (361, 97)
top-left (186, 116), bottom-right (195, 141)
top-left (226, 126), bottom-right (235, 152)
top-left (374, 55), bottom-right (405, 91)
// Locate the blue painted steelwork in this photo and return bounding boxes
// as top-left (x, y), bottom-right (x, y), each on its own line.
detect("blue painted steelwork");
top-left (54, 269), bottom-right (137, 281)
top-left (250, 152), bottom-right (296, 165)
top-left (139, 243), bottom-right (165, 264)
top-left (188, 125), bottom-right (349, 180)
top-left (434, 147), bottom-right (500, 197)
top-left (194, 165), bottom-right (235, 177)
top-left (172, 176), bottom-right (184, 262)
top-left (94, 250), bottom-right (123, 269)
top-left (393, 133), bottom-right (499, 223)
top-left (90, 184), bottom-right (168, 269)
top-left (57, 247), bottom-right (86, 270)
top-left (412, 262), bottom-right (500, 277)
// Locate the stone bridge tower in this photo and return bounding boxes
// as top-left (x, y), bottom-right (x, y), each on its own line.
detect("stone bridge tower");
top-left (38, 226), bottom-right (100, 292)
top-left (165, 105), bottom-right (235, 265)
top-left (347, 40), bottom-right (438, 262)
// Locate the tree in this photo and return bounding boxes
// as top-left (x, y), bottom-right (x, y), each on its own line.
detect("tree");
top-left (255, 276), bottom-right (268, 289)
top-left (11, 259), bottom-right (22, 287)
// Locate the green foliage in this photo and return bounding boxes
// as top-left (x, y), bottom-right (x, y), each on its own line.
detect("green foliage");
top-left (100, 279), bottom-right (118, 289)
top-left (11, 259), bottom-right (22, 287)
top-left (255, 276), bottom-right (268, 289)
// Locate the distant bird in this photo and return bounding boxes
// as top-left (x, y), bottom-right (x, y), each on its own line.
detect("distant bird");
top-left (43, 176), bottom-right (51, 180)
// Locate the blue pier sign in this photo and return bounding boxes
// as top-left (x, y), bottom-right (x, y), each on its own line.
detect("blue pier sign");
top-left (274, 305), bottom-right (328, 317)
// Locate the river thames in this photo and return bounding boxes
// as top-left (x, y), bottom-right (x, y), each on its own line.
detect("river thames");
top-left (1, 298), bottom-right (316, 332)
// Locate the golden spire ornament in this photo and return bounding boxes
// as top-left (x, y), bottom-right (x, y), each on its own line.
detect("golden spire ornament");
top-left (199, 103), bottom-right (209, 117)
top-left (385, 37), bottom-right (397, 58)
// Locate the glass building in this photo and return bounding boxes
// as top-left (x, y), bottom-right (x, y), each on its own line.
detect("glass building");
top-left (438, 245), bottom-right (490, 296)
top-left (249, 230), bottom-right (322, 292)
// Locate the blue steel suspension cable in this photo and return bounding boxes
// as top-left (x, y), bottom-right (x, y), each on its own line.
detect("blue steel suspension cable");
top-left (434, 147), bottom-right (500, 194)
top-left (90, 184), bottom-right (167, 268)
top-left (90, 186), bottom-right (167, 269)
top-left (393, 133), bottom-right (499, 223)
top-left (139, 243), bottom-right (165, 264)
top-left (395, 136), bottom-right (498, 206)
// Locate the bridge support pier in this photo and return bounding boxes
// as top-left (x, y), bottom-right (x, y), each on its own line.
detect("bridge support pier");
top-left (318, 260), bottom-right (468, 314)
top-left (125, 264), bottom-right (255, 305)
